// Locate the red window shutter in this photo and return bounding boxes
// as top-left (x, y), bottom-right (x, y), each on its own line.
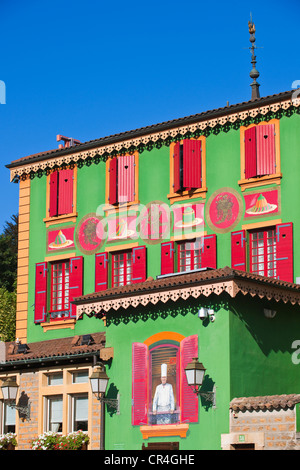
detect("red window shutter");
top-left (118, 155), bottom-right (135, 203)
top-left (69, 256), bottom-right (83, 318)
top-left (95, 252), bottom-right (109, 292)
top-left (132, 342), bottom-right (148, 425)
top-left (58, 169), bottom-right (74, 215)
top-left (244, 127), bottom-right (257, 179)
top-left (276, 222), bottom-right (293, 283)
top-left (173, 142), bottom-right (181, 193)
top-left (256, 124), bottom-right (276, 176)
top-left (161, 241), bottom-right (175, 275)
top-left (132, 246), bottom-right (147, 283)
top-left (180, 335), bottom-right (198, 423)
top-left (109, 158), bottom-right (118, 205)
top-left (34, 262), bottom-right (48, 323)
top-left (201, 234), bottom-right (217, 269)
top-left (231, 230), bottom-right (247, 271)
top-left (183, 139), bottom-right (202, 189)
top-left (49, 171), bottom-right (58, 217)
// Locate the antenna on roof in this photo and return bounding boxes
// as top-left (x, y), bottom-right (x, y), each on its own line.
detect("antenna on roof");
top-left (248, 13), bottom-right (260, 101)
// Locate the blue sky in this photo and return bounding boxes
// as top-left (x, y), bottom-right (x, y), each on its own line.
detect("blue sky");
top-left (0, 0), bottom-right (299, 231)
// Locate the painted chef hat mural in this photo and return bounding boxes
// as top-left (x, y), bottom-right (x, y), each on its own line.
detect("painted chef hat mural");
top-left (161, 363), bottom-right (167, 377)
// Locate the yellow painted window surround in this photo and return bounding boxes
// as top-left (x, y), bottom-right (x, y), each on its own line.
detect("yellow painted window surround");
top-left (239, 119), bottom-right (281, 191)
top-left (44, 166), bottom-right (78, 227)
top-left (168, 136), bottom-right (207, 204)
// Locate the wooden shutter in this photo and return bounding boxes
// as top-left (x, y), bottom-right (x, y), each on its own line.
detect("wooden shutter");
top-left (69, 256), bottom-right (83, 318)
top-left (276, 222), bottom-right (293, 283)
top-left (231, 230), bottom-right (247, 271)
top-left (256, 124), bottom-right (276, 176)
top-left (109, 158), bottom-right (118, 205)
top-left (173, 142), bottom-right (181, 193)
top-left (183, 139), bottom-right (202, 189)
top-left (161, 241), bottom-right (175, 275)
top-left (180, 335), bottom-right (198, 423)
top-left (34, 262), bottom-right (48, 323)
top-left (201, 234), bottom-right (217, 269)
top-left (49, 171), bottom-right (58, 217)
top-left (244, 127), bottom-right (257, 179)
top-left (58, 169), bottom-right (74, 215)
top-left (132, 342), bottom-right (148, 425)
top-left (118, 155), bottom-right (135, 203)
top-left (95, 252), bottom-right (109, 292)
top-left (132, 246), bottom-right (147, 284)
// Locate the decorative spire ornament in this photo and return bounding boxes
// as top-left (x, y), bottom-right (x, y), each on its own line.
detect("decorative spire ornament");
top-left (248, 14), bottom-right (260, 100)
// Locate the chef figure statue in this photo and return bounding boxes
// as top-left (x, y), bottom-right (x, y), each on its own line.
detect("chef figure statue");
top-left (152, 363), bottom-right (175, 424)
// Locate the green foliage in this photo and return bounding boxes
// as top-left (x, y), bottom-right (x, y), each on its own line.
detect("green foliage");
top-left (0, 214), bottom-right (18, 292)
top-left (0, 286), bottom-right (16, 342)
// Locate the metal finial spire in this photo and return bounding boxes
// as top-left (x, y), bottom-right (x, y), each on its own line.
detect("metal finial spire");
top-left (248, 14), bottom-right (260, 100)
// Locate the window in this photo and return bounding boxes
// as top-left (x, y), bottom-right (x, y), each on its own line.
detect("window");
top-left (46, 395), bottom-right (63, 432)
top-left (72, 370), bottom-right (89, 384)
top-left (231, 222), bottom-right (293, 283)
top-left (34, 256), bottom-right (83, 324)
top-left (160, 236), bottom-right (217, 276)
top-left (1, 402), bottom-right (16, 433)
top-left (95, 246), bottom-right (147, 292)
top-left (178, 240), bottom-right (202, 272)
top-left (112, 250), bottom-right (132, 287)
top-left (42, 367), bottom-right (91, 438)
top-left (48, 372), bottom-right (63, 386)
top-left (168, 137), bottom-right (207, 203)
top-left (48, 168), bottom-right (76, 218)
top-left (132, 334), bottom-right (198, 432)
top-left (239, 120), bottom-right (281, 191)
top-left (106, 152), bottom-right (139, 209)
top-left (250, 228), bottom-right (276, 278)
top-left (71, 394), bottom-right (88, 432)
top-left (50, 261), bottom-right (70, 318)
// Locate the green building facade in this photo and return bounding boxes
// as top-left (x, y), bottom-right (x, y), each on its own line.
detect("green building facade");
top-left (4, 89), bottom-right (300, 450)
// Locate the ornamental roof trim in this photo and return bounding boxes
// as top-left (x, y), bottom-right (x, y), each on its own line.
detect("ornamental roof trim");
top-left (73, 266), bottom-right (300, 318)
top-left (6, 89), bottom-right (300, 181)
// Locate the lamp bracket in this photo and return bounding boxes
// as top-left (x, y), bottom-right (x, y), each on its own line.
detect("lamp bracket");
top-left (101, 397), bottom-right (119, 410)
top-left (7, 402), bottom-right (31, 420)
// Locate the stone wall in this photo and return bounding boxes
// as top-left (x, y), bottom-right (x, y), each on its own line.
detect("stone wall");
top-left (221, 406), bottom-right (300, 450)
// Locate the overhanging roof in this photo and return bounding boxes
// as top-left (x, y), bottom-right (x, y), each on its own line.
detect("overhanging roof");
top-left (73, 267), bottom-right (300, 318)
top-left (6, 89), bottom-right (299, 181)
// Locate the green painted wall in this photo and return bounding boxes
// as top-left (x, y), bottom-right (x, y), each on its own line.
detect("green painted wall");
top-left (23, 110), bottom-right (300, 449)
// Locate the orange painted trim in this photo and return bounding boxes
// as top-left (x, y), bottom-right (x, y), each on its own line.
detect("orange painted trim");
top-left (105, 151), bottom-right (139, 214)
top-left (143, 331), bottom-right (185, 347)
top-left (140, 424), bottom-right (189, 439)
top-left (239, 119), bottom-right (281, 191)
top-left (168, 136), bottom-right (207, 205)
top-left (242, 219), bottom-right (282, 231)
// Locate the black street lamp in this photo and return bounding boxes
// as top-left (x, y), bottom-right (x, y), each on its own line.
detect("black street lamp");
top-left (89, 364), bottom-right (118, 450)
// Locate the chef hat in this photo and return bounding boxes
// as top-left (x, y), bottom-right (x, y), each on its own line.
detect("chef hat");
top-left (161, 363), bottom-right (167, 377)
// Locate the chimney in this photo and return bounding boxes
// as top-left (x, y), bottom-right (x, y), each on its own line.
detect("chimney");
top-left (56, 134), bottom-right (81, 149)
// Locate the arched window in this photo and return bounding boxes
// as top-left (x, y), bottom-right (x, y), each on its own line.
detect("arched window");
top-left (132, 333), bottom-right (198, 426)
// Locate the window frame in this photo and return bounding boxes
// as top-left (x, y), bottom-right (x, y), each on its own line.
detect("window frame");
top-left (249, 227), bottom-right (277, 278)
top-left (168, 137), bottom-right (207, 204)
top-left (41, 366), bottom-right (93, 439)
top-left (239, 119), bottom-right (281, 191)
top-left (112, 249), bottom-right (133, 288)
top-left (50, 259), bottom-right (70, 319)
top-left (177, 239), bottom-right (202, 273)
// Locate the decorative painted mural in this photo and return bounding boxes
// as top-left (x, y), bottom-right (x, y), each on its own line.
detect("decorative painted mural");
top-left (47, 227), bottom-right (75, 253)
top-left (205, 188), bottom-right (243, 233)
top-left (243, 189), bottom-right (279, 218)
top-left (74, 187), bottom-right (280, 254)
